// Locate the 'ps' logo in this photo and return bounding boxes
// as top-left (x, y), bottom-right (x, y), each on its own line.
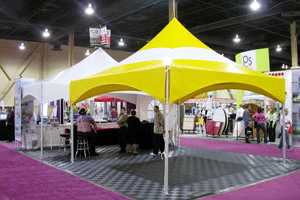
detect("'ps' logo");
top-left (243, 55), bottom-right (252, 66)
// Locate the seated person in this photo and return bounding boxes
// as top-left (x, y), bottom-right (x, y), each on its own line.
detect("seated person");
top-left (76, 108), bottom-right (99, 156)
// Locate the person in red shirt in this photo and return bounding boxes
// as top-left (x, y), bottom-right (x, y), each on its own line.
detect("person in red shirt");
top-left (110, 107), bottom-right (118, 122)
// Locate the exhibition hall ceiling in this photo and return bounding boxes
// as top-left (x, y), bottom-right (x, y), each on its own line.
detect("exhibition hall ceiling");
top-left (1, 0), bottom-right (300, 70)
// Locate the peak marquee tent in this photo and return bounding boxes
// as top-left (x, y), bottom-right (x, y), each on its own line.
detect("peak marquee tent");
top-left (21, 47), bottom-right (118, 157)
top-left (69, 18), bottom-right (285, 193)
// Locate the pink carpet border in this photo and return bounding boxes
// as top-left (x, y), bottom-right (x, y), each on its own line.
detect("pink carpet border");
top-left (0, 143), bottom-right (131, 200)
top-left (180, 137), bottom-right (300, 160)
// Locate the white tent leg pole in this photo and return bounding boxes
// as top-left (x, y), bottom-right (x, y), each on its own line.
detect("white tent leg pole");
top-left (71, 106), bottom-right (74, 163)
top-left (164, 65), bottom-right (170, 194)
top-left (282, 103), bottom-right (286, 166)
top-left (177, 100), bottom-right (181, 151)
top-left (40, 103), bottom-right (43, 158)
top-left (40, 83), bottom-right (43, 158)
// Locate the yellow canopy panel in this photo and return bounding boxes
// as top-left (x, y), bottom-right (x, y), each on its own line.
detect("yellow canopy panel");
top-left (70, 18), bottom-right (285, 105)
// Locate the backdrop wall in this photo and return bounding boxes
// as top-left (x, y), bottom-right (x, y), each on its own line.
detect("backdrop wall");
top-left (0, 38), bottom-right (133, 106)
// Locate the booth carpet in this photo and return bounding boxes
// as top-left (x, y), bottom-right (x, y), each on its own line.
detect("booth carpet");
top-left (3, 139), bottom-right (300, 200)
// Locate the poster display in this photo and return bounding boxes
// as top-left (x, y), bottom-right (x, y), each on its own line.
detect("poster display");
top-left (89, 26), bottom-right (111, 48)
top-left (15, 78), bottom-right (35, 142)
top-left (292, 69), bottom-right (300, 147)
top-left (89, 28), bottom-right (101, 46)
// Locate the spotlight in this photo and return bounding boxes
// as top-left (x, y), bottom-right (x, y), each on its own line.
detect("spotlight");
top-left (43, 29), bottom-right (50, 37)
top-left (233, 34), bottom-right (241, 43)
top-left (276, 45), bottom-right (282, 52)
top-left (19, 43), bottom-right (25, 50)
top-left (85, 50), bottom-right (91, 56)
top-left (250, 0), bottom-right (260, 11)
top-left (85, 3), bottom-right (94, 15)
top-left (118, 38), bottom-right (125, 46)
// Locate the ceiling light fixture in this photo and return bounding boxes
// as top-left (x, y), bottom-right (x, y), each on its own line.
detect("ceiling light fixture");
top-left (85, 49), bottom-right (90, 56)
top-left (233, 34), bottom-right (241, 43)
top-left (85, 3), bottom-right (94, 15)
top-left (282, 64), bottom-right (289, 69)
top-left (250, 0), bottom-right (260, 11)
top-left (276, 45), bottom-right (282, 52)
top-left (19, 43), bottom-right (25, 50)
top-left (118, 38), bottom-right (125, 46)
top-left (43, 29), bottom-right (50, 37)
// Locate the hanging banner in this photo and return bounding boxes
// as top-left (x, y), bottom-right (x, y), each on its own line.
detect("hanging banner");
top-left (89, 28), bottom-right (101, 46)
top-left (235, 48), bottom-right (270, 72)
top-left (235, 48), bottom-right (270, 109)
top-left (89, 26), bottom-right (111, 47)
top-left (100, 26), bottom-right (107, 46)
top-left (105, 29), bottom-right (111, 48)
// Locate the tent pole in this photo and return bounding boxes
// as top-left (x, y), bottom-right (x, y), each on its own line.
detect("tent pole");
top-left (178, 99), bottom-right (181, 150)
top-left (282, 103), bottom-right (286, 166)
top-left (71, 106), bottom-right (74, 163)
top-left (40, 83), bottom-right (43, 158)
top-left (164, 65), bottom-right (170, 194)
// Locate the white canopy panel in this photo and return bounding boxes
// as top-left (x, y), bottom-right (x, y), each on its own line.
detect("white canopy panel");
top-left (22, 48), bottom-right (118, 103)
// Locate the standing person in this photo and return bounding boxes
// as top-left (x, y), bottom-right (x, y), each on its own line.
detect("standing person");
top-left (110, 106), bottom-right (118, 122)
top-left (150, 106), bottom-right (165, 156)
top-left (268, 108), bottom-right (277, 142)
top-left (243, 105), bottom-right (251, 143)
top-left (117, 107), bottom-right (128, 153)
top-left (5, 108), bottom-right (15, 142)
top-left (126, 110), bottom-right (140, 155)
top-left (252, 107), bottom-right (267, 144)
top-left (235, 105), bottom-right (244, 137)
top-left (106, 106), bottom-right (112, 118)
top-left (201, 106), bottom-right (207, 124)
top-left (278, 108), bottom-right (293, 151)
top-left (76, 108), bottom-right (99, 156)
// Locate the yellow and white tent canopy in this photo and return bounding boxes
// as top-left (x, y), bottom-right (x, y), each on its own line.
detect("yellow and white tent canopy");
top-left (70, 18), bottom-right (285, 105)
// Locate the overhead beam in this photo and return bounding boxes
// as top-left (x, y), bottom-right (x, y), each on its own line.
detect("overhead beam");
top-left (190, 6), bottom-right (283, 34)
top-left (0, 43), bottom-right (42, 101)
top-left (0, 62), bottom-right (11, 81)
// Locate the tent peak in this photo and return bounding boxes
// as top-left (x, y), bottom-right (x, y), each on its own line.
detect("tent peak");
top-left (138, 18), bottom-right (212, 51)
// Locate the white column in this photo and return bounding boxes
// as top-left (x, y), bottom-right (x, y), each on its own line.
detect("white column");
top-left (164, 66), bottom-right (170, 194)
top-left (40, 83), bottom-right (43, 158)
top-left (177, 100), bottom-right (181, 150)
top-left (71, 106), bottom-right (74, 163)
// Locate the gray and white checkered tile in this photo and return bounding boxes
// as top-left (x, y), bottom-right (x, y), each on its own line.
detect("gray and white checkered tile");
top-left (19, 145), bottom-right (300, 200)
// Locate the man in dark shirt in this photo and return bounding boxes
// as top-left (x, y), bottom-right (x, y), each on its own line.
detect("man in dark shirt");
top-left (126, 110), bottom-right (140, 155)
top-left (243, 105), bottom-right (251, 143)
top-left (6, 108), bottom-right (15, 142)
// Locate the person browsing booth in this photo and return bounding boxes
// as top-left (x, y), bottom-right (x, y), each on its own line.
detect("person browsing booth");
top-left (76, 108), bottom-right (99, 156)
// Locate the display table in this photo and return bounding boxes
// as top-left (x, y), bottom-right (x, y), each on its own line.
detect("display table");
top-left (36, 124), bottom-right (70, 148)
top-left (66, 122), bottom-right (154, 149)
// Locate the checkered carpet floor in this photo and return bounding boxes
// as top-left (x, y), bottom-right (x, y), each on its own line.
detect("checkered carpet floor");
top-left (19, 145), bottom-right (300, 200)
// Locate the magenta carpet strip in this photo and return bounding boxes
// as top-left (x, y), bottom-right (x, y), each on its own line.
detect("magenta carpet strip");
top-left (180, 137), bottom-right (300, 160)
top-left (0, 144), bottom-right (131, 200)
